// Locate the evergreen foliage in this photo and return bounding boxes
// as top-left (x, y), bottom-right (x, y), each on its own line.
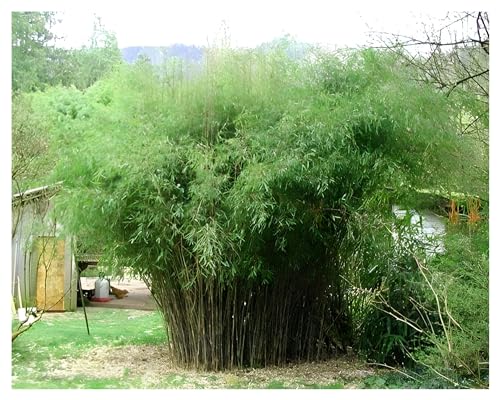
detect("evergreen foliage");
top-left (30, 45), bottom-right (468, 370)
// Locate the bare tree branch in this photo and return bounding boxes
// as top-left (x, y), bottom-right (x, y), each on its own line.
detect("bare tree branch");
top-left (446, 68), bottom-right (489, 96)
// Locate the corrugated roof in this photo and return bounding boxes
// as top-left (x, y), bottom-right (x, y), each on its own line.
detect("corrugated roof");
top-left (12, 181), bottom-right (63, 204)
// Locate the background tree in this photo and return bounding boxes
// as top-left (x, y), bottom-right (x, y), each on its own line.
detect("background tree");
top-left (52, 17), bottom-right (122, 89)
top-left (368, 11), bottom-right (488, 198)
top-left (12, 12), bottom-right (57, 93)
top-left (12, 12), bottom-right (122, 191)
top-left (11, 95), bottom-right (52, 191)
top-left (12, 12), bottom-right (122, 93)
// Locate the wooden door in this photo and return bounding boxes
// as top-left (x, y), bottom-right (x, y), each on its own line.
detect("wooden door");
top-left (35, 237), bottom-right (66, 311)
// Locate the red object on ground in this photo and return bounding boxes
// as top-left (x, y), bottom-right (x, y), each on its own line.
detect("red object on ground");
top-left (90, 297), bottom-right (112, 302)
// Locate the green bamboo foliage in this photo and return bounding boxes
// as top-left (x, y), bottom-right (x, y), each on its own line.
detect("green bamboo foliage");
top-left (36, 43), bottom-right (465, 370)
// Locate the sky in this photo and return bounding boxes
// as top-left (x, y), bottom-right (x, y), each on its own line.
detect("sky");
top-left (49, 7), bottom-right (435, 50)
top-left (4, 0), bottom-right (477, 51)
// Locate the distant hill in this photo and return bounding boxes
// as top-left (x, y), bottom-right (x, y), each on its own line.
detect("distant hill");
top-left (121, 39), bottom-right (315, 65)
top-left (121, 44), bottom-right (204, 64)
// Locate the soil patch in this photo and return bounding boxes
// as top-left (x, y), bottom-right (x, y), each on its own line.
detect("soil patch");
top-left (46, 344), bottom-right (377, 388)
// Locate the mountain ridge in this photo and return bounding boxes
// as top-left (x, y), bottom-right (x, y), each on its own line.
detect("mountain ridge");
top-left (121, 44), bottom-right (204, 64)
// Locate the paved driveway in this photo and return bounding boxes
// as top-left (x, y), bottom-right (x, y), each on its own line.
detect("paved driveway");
top-left (80, 277), bottom-right (156, 311)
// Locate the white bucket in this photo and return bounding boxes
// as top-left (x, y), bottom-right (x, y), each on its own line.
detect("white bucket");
top-left (94, 277), bottom-right (110, 299)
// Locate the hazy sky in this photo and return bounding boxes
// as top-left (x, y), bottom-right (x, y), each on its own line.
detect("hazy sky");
top-left (53, 8), bottom-right (406, 49)
top-left (4, 0), bottom-right (490, 51)
top-left (46, 3), bottom-right (453, 50)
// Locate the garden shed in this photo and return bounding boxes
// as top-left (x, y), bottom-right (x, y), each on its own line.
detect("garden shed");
top-left (12, 182), bottom-right (78, 312)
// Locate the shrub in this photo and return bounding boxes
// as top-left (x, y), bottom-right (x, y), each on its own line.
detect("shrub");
top-left (413, 220), bottom-right (489, 386)
top-left (345, 210), bottom-right (438, 365)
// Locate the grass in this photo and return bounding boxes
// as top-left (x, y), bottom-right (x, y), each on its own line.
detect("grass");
top-left (12, 307), bottom-right (166, 352)
top-left (12, 307), bottom-right (166, 389)
top-left (14, 376), bottom-right (143, 389)
top-left (11, 306), bottom-right (410, 389)
top-left (266, 380), bottom-right (287, 389)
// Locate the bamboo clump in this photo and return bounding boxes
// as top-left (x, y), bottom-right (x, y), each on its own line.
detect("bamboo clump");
top-left (147, 265), bottom-right (349, 370)
top-left (43, 44), bottom-right (469, 371)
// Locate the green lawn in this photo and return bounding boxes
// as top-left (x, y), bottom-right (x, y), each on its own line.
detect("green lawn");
top-left (11, 307), bottom-right (415, 389)
top-left (12, 307), bottom-right (166, 388)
